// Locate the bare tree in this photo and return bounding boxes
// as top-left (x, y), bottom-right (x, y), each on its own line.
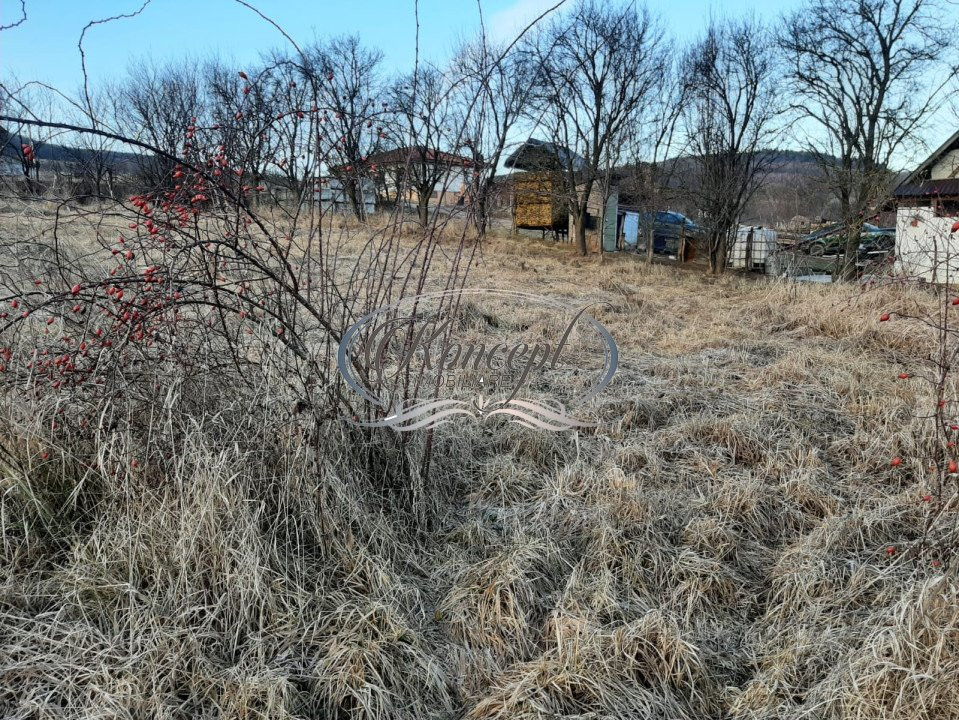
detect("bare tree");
top-left (389, 65), bottom-right (460, 226)
top-left (631, 59), bottom-right (686, 265)
top-left (116, 60), bottom-right (204, 189)
top-left (206, 60), bottom-right (279, 207)
top-left (305, 35), bottom-right (385, 219)
top-left (781, 0), bottom-right (958, 280)
top-left (452, 38), bottom-right (534, 236)
top-left (524, 0), bottom-right (667, 256)
top-left (0, 80), bottom-right (56, 195)
top-left (64, 87), bottom-right (120, 199)
top-left (681, 17), bottom-right (782, 274)
top-left (260, 58), bottom-right (315, 202)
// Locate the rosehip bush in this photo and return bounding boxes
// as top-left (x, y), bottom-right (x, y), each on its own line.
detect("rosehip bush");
top-left (0, 62), bottom-right (479, 494)
top-left (878, 214), bottom-right (959, 570)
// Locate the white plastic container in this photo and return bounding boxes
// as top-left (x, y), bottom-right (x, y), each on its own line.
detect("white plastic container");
top-left (730, 226), bottom-right (778, 271)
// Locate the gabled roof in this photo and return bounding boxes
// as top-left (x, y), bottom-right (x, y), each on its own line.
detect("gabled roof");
top-left (903, 129), bottom-right (959, 184)
top-left (894, 128), bottom-right (959, 198)
top-left (504, 139), bottom-right (585, 172)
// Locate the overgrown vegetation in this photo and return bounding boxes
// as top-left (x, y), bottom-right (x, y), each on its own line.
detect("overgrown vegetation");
top-left (1, 213), bottom-right (958, 718)
top-left (1, 1), bottom-right (959, 718)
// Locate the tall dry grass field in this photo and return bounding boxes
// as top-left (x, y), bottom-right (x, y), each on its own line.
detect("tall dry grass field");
top-left (1, 203), bottom-right (957, 719)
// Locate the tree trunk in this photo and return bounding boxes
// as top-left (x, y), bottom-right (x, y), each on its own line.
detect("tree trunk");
top-left (252, 173), bottom-right (263, 208)
top-left (832, 193), bottom-right (853, 281)
top-left (574, 207), bottom-right (588, 256)
top-left (839, 222), bottom-right (862, 281)
top-left (417, 192), bottom-right (430, 227)
top-left (344, 177), bottom-right (365, 220)
top-left (708, 229), bottom-right (728, 274)
top-left (473, 190), bottom-right (488, 237)
top-left (645, 217), bottom-right (654, 265)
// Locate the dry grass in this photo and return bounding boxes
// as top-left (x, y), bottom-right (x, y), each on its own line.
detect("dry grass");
top-left (1, 208), bottom-right (958, 719)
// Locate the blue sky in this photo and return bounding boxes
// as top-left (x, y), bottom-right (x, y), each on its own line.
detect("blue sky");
top-left (0, 0), bottom-right (952, 167)
top-left (0, 0), bottom-right (794, 92)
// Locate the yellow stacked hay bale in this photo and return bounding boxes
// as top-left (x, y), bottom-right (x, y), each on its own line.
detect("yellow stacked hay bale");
top-left (513, 171), bottom-right (568, 230)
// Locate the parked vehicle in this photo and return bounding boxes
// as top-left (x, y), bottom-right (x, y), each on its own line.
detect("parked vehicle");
top-left (801, 223), bottom-right (894, 257)
top-left (856, 230), bottom-right (897, 271)
top-left (857, 230), bottom-right (895, 255)
top-left (639, 211), bottom-right (704, 254)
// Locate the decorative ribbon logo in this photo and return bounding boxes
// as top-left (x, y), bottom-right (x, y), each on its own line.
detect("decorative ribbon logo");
top-left (337, 289), bottom-right (618, 431)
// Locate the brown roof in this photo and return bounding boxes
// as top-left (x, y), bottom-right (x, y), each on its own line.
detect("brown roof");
top-left (365, 146), bottom-right (476, 168)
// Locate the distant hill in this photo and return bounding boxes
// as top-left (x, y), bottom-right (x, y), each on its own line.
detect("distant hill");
top-left (747, 150), bottom-right (842, 227)
top-left (615, 149), bottom-right (903, 229)
top-left (0, 130), bottom-right (140, 175)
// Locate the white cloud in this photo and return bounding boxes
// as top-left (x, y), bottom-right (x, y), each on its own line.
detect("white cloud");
top-left (487, 0), bottom-right (565, 42)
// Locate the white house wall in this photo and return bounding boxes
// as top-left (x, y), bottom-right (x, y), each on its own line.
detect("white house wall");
top-left (896, 207), bottom-right (959, 284)
top-left (930, 149), bottom-right (959, 181)
top-left (316, 178), bottom-right (376, 214)
top-left (435, 169), bottom-right (469, 196)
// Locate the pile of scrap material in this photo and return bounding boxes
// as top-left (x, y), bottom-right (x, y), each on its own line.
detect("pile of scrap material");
top-left (514, 171), bottom-right (568, 230)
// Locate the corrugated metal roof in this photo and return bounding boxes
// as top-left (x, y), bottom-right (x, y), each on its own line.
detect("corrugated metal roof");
top-left (504, 139), bottom-right (585, 171)
top-left (894, 178), bottom-right (959, 198)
